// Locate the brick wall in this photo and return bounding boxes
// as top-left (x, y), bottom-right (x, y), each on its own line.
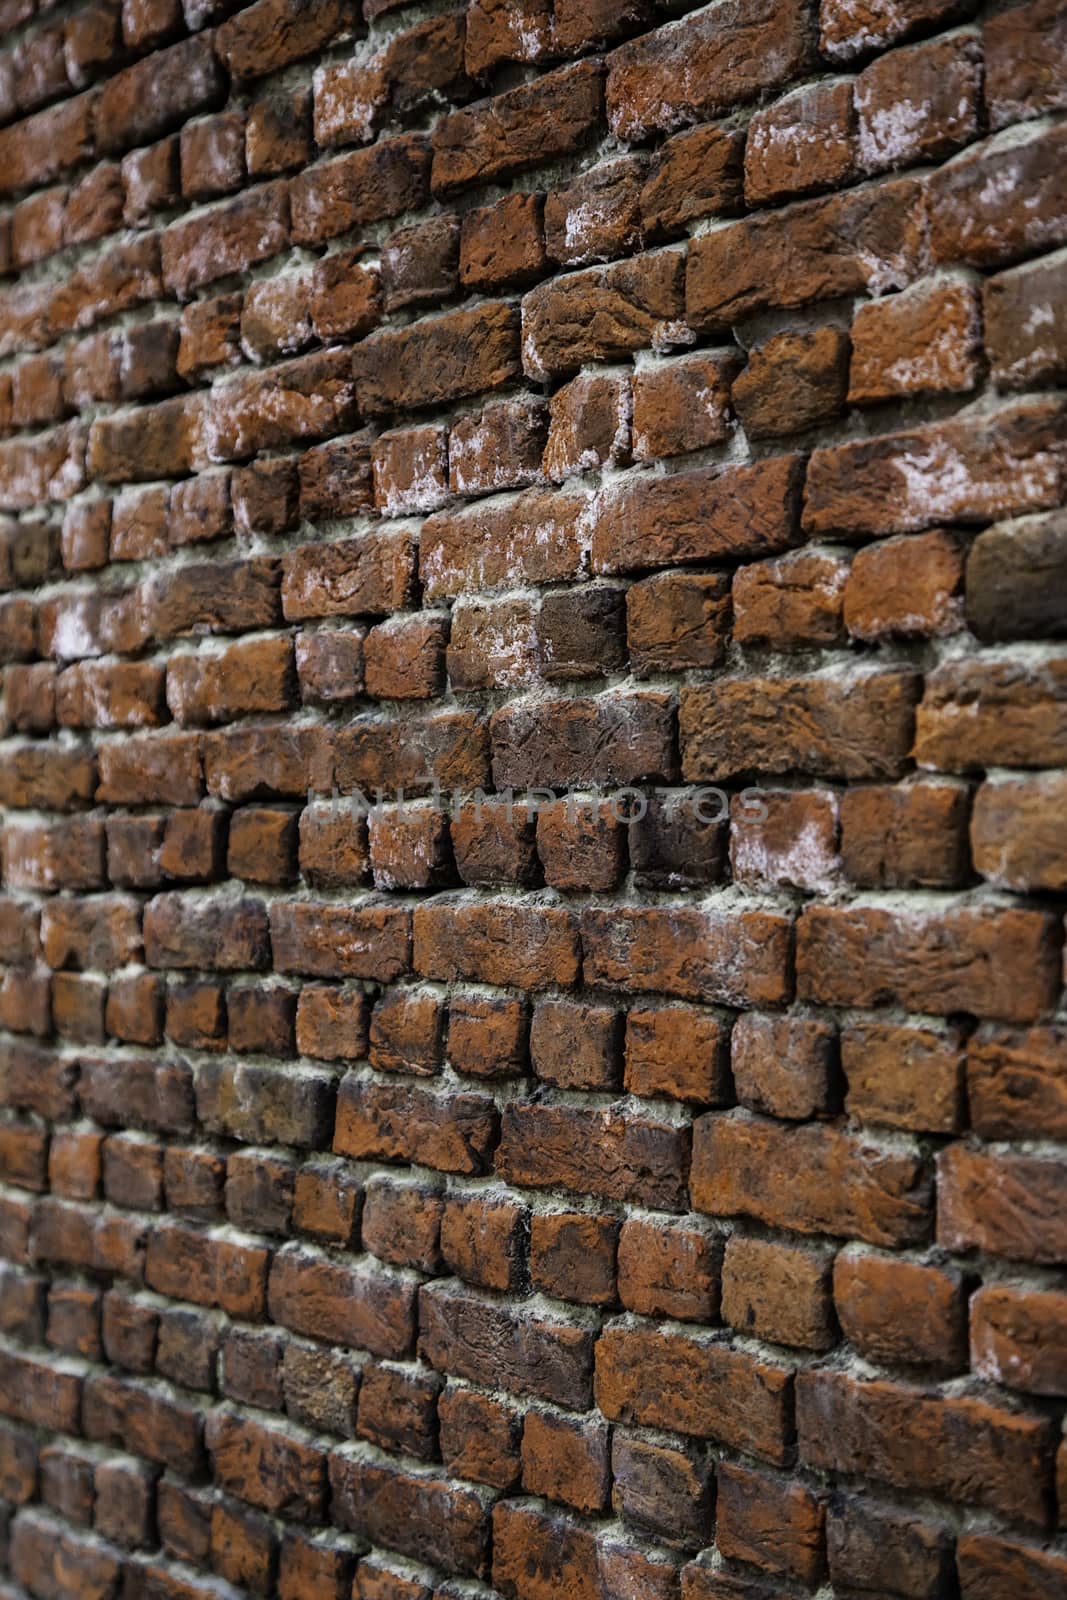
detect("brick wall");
top-left (1, 0), bottom-right (1067, 1595)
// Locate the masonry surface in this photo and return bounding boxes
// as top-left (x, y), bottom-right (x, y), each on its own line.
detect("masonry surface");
top-left (0, 0), bottom-right (1066, 1595)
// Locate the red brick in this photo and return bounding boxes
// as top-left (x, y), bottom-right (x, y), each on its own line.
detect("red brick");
top-left (433, 61), bottom-right (602, 195)
top-left (240, 274), bottom-right (312, 361)
top-left (627, 571), bottom-right (732, 673)
top-left (331, 1456), bottom-right (489, 1579)
top-left (352, 301), bottom-right (519, 416)
top-left (123, 136), bottom-right (181, 225)
top-left (492, 691), bottom-right (673, 788)
top-left (382, 215), bottom-right (459, 312)
top-left (581, 905), bottom-right (792, 1007)
top-left (335, 1079), bottom-right (497, 1176)
top-left (798, 902), bottom-right (1061, 1023)
top-left (938, 1144), bottom-right (1067, 1265)
top-left (693, 1112), bottom-right (930, 1247)
top-left (372, 425), bottom-right (448, 516)
top-left (206, 1410), bottom-right (327, 1522)
top-left (248, 88), bottom-right (312, 177)
top-left (722, 1235), bottom-right (835, 1350)
top-left (365, 615), bottom-right (448, 700)
top-left (606, 0), bottom-right (812, 139)
top-left (731, 1012), bottom-right (838, 1121)
top-left (929, 122), bottom-right (1067, 269)
top-left (687, 177), bottom-right (925, 331)
top-left (839, 779), bottom-right (970, 888)
top-left (733, 325), bottom-right (849, 438)
top-left (368, 803), bottom-right (452, 890)
top-left (632, 351), bottom-right (736, 460)
top-left (207, 349), bottom-right (357, 461)
top-left (591, 454), bottom-right (801, 573)
top-left (447, 993), bottom-right (527, 1080)
top-left (844, 531), bottom-right (972, 643)
top-left (970, 1283), bottom-right (1067, 1396)
top-left (97, 35), bottom-right (224, 155)
top-left (625, 1003), bottom-right (730, 1105)
top-left (421, 487), bottom-right (587, 600)
top-left (180, 110), bottom-right (246, 200)
top-left (716, 1462), bottom-right (825, 1584)
top-left (797, 1369), bottom-right (1052, 1526)
top-left (522, 249), bottom-right (686, 380)
top-left (497, 1101), bottom-right (689, 1211)
top-left (835, 1251), bottom-right (966, 1369)
top-left (362, 1179), bottom-right (442, 1273)
top-left (178, 294), bottom-right (243, 380)
top-left (596, 1324), bottom-right (793, 1465)
top-left (855, 33), bottom-right (980, 172)
top-left (820, 0), bottom-right (968, 59)
top-left (228, 806), bottom-right (298, 884)
top-left (536, 799), bottom-right (626, 892)
top-left (826, 1496), bottom-right (952, 1598)
top-left (523, 1409), bottom-right (610, 1515)
top-left (528, 1212), bottom-right (617, 1309)
top-left (439, 1386), bottom-right (521, 1490)
top-left (217, 0), bottom-right (360, 79)
top-left (745, 79), bottom-right (855, 204)
top-left (546, 155), bottom-right (645, 267)
top-left (459, 193), bottom-right (546, 293)
top-left (0, 93), bottom-right (95, 196)
top-left (958, 1535), bottom-right (1067, 1600)
top-left (492, 1503), bottom-right (598, 1600)
top-left (640, 120), bottom-right (744, 237)
top-left (204, 724), bottom-right (332, 801)
top-left (420, 1281), bottom-right (593, 1408)
top-left (465, 0), bottom-right (550, 71)
top-left (544, 371), bottom-right (630, 481)
top-left (617, 1218), bottom-right (719, 1324)
top-left (917, 653), bottom-right (1067, 772)
top-left (290, 135), bottom-right (430, 246)
top-left (842, 1014), bottom-right (963, 1135)
top-left (967, 1024), bottom-right (1067, 1140)
top-left (986, 0), bottom-right (1067, 128)
top-left (415, 900), bottom-right (578, 989)
top-left (269, 1243), bottom-right (414, 1357)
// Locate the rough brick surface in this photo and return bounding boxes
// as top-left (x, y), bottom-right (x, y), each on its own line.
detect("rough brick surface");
top-left (0, 2), bottom-right (1064, 1594)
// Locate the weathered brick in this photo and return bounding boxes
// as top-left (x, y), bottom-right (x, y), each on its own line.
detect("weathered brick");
top-left (332, 1455), bottom-right (489, 1578)
top-left (522, 249), bottom-right (687, 381)
top-left (681, 670), bottom-right (918, 781)
top-left (966, 508), bottom-right (1067, 640)
top-left (217, 0), bottom-right (360, 79)
top-left (694, 1112), bottom-right (930, 1247)
top-left (688, 177), bottom-right (925, 330)
top-left (606, 0), bottom-right (812, 139)
top-left (745, 79), bottom-right (855, 204)
top-left (455, 224), bottom-right (541, 333)
top-left (799, 902), bottom-right (1060, 1023)
top-left (422, 488), bottom-right (588, 600)
top-left (497, 1102), bottom-right (689, 1211)
top-left (433, 60), bottom-right (601, 195)
top-left (353, 301), bottom-right (520, 416)
top-left (420, 1281), bottom-right (593, 1408)
top-left (98, 34), bottom-right (224, 154)
top-left (335, 1079), bottom-right (496, 1175)
top-left (596, 1324), bottom-right (794, 1464)
top-left (592, 454), bottom-right (801, 573)
top-left (929, 122), bottom-right (1067, 269)
top-left (938, 1144), bottom-right (1067, 1265)
top-left (797, 1369), bottom-right (1052, 1525)
top-left (269, 1243), bottom-right (414, 1357)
